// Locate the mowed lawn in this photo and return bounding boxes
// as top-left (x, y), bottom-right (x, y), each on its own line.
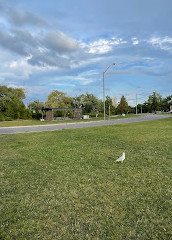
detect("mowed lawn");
top-left (0, 118), bottom-right (172, 240)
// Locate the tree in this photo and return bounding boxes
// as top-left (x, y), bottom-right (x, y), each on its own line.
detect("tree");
top-left (45, 90), bottom-right (74, 117)
top-left (28, 100), bottom-right (44, 119)
top-left (117, 96), bottom-right (129, 114)
top-left (0, 85), bottom-right (28, 120)
top-left (45, 90), bottom-right (74, 108)
top-left (162, 95), bottom-right (172, 112)
top-left (147, 92), bottom-right (162, 112)
top-left (147, 97), bottom-right (152, 113)
top-left (128, 105), bottom-right (135, 114)
top-left (134, 104), bottom-right (142, 114)
top-left (96, 99), bottom-right (104, 115)
top-left (141, 102), bottom-right (149, 113)
top-left (149, 92), bottom-right (162, 112)
top-left (105, 96), bottom-right (116, 115)
top-left (75, 93), bottom-right (100, 114)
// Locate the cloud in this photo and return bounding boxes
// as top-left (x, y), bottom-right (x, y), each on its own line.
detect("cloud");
top-left (148, 36), bottom-right (172, 51)
top-left (0, 0), bottom-right (171, 103)
top-left (0, 30), bottom-right (27, 55)
top-left (12, 30), bottom-right (39, 47)
top-left (0, 55), bottom-right (58, 81)
top-left (0, 1), bottom-right (48, 28)
top-left (28, 53), bottom-right (71, 68)
top-left (0, 29), bottom-right (40, 56)
top-left (132, 37), bottom-right (139, 45)
top-left (0, 29), bottom-right (79, 69)
top-left (48, 70), bottom-right (97, 86)
top-left (50, 83), bottom-right (75, 87)
top-left (0, 28), bottom-right (79, 68)
top-left (0, 56), bottom-right (35, 80)
top-left (80, 37), bottom-right (127, 54)
top-left (43, 31), bottom-right (78, 53)
top-left (7, 6), bottom-right (48, 27)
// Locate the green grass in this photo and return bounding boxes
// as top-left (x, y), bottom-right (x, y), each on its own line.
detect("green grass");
top-left (0, 118), bottom-right (172, 239)
top-left (0, 114), bottom-right (140, 127)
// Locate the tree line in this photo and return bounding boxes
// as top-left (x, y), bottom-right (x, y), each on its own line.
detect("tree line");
top-left (27, 90), bottom-right (130, 119)
top-left (0, 85), bottom-right (171, 121)
top-left (136, 92), bottom-right (172, 114)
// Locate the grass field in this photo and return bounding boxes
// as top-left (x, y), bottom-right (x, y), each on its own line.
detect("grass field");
top-left (0, 114), bottom-right (140, 127)
top-left (0, 118), bottom-right (172, 239)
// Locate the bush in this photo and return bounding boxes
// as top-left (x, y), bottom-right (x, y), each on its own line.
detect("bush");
top-left (32, 112), bottom-right (42, 119)
top-left (66, 110), bottom-right (73, 118)
top-left (97, 112), bottom-right (104, 117)
top-left (90, 110), bottom-right (97, 117)
top-left (0, 112), bottom-right (12, 121)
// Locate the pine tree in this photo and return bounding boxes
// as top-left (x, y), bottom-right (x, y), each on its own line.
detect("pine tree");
top-left (117, 96), bottom-right (129, 114)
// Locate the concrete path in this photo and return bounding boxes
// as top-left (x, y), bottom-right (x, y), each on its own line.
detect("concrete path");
top-left (0, 114), bottom-right (171, 134)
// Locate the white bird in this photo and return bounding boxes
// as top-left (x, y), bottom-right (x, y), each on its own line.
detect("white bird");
top-left (115, 152), bottom-right (125, 163)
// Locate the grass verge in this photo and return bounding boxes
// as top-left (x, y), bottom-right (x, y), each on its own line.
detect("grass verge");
top-left (0, 114), bottom-right (140, 127)
top-left (0, 118), bottom-right (172, 239)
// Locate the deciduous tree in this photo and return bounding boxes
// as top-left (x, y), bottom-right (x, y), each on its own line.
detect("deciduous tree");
top-left (45, 90), bottom-right (73, 108)
top-left (75, 93), bottom-right (100, 114)
top-left (162, 95), bottom-right (172, 112)
top-left (0, 85), bottom-right (28, 120)
top-left (148, 92), bottom-right (162, 112)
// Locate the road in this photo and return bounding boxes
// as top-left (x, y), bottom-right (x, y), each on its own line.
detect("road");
top-left (0, 114), bottom-right (171, 134)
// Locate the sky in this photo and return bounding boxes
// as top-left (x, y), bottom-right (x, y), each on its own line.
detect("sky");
top-left (0, 0), bottom-right (172, 106)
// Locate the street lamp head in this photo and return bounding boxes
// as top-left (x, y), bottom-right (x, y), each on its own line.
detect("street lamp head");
top-left (112, 63), bottom-right (116, 65)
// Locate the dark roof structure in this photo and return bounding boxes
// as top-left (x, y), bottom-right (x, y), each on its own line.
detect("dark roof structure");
top-left (42, 107), bottom-right (83, 111)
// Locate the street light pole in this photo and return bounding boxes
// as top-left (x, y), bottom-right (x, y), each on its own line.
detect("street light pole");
top-left (103, 71), bottom-right (105, 120)
top-left (103, 63), bottom-right (115, 120)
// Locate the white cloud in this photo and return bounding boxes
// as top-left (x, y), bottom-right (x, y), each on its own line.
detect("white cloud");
top-left (79, 69), bottom-right (99, 77)
top-left (0, 55), bottom-right (58, 81)
top-left (49, 83), bottom-right (75, 88)
top-left (80, 37), bottom-right (127, 54)
top-left (132, 37), bottom-right (139, 45)
top-left (148, 36), bottom-right (172, 51)
top-left (50, 70), bottom-right (96, 86)
top-left (70, 56), bottom-right (104, 69)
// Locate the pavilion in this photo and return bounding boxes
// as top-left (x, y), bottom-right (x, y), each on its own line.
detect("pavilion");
top-left (41, 107), bottom-right (83, 121)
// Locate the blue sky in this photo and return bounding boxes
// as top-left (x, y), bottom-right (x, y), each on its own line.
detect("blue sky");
top-left (0, 0), bottom-right (172, 106)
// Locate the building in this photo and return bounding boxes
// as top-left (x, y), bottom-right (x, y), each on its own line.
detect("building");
top-left (112, 97), bottom-right (119, 108)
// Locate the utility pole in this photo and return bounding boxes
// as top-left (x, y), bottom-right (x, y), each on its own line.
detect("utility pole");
top-left (52, 108), bottom-right (54, 120)
top-left (136, 93), bottom-right (138, 115)
top-left (109, 105), bottom-right (110, 120)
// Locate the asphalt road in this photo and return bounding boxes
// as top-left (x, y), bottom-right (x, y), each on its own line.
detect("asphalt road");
top-left (0, 114), bottom-right (171, 134)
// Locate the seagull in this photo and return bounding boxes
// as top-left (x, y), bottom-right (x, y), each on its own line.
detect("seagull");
top-left (115, 152), bottom-right (125, 163)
